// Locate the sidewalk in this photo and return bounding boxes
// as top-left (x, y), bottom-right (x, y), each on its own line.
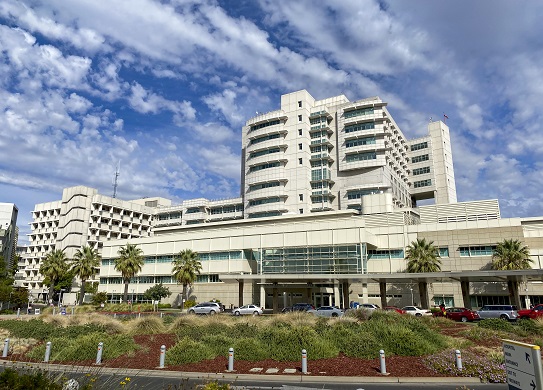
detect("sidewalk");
top-left (0, 359), bottom-right (483, 385)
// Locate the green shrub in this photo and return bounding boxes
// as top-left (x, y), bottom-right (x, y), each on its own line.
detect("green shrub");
top-left (0, 368), bottom-right (62, 390)
top-left (517, 319), bottom-right (542, 336)
top-left (0, 319), bottom-right (56, 340)
top-left (229, 322), bottom-right (258, 339)
top-left (344, 308), bottom-right (372, 321)
top-left (460, 326), bottom-right (500, 342)
top-left (184, 300), bottom-right (196, 309)
top-left (129, 316), bottom-right (166, 335)
top-left (478, 319), bottom-right (515, 333)
top-left (327, 325), bottom-right (380, 358)
top-left (200, 334), bottom-right (235, 356)
top-left (166, 337), bottom-right (215, 364)
top-left (231, 338), bottom-right (269, 361)
top-left (27, 333), bottom-right (138, 362)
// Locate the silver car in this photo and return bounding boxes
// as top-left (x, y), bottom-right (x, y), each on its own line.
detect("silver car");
top-left (187, 302), bottom-right (223, 315)
top-left (308, 306), bottom-right (344, 317)
top-left (233, 304), bottom-right (263, 316)
top-left (477, 305), bottom-right (518, 321)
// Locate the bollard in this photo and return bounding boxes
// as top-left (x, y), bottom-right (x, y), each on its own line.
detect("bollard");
top-left (160, 312), bottom-right (163, 318)
top-left (2, 338), bottom-right (9, 358)
top-left (44, 341), bottom-right (52, 362)
top-left (455, 349), bottom-right (462, 370)
top-left (53, 308), bottom-right (56, 316)
top-left (301, 349), bottom-right (307, 374)
top-left (113, 313), bottom-right (117, 319)
top-left (228, 347), bottom-right (234, 371)
top-left (71, 307), bottom-right (74, 316)
top-left (159, 345), bottom-right (166, 368)
top-left (379, 349), bottom-right (388, 375)
top-left (16, 308), bottom-right (20, 319)
top-left (138, 313), bottom-right (141, 319)
top-left (96, 342), bottom-right (103, 365)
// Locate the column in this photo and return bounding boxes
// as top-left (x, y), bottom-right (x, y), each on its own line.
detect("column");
top-left (238, 280), bottom-right (244, 307)
top-left (379, 281), bottom-right (387, 309)
top-left (260, 283), bottom-right (266, 310)
top-left (460, 280), bottom-right (471, 309)
top-left (272, 283), bottom-right (279, 314)
top-left (333, 281), bottom-right (340, 307)
top-left (342, 281), bottom-right (350, 310)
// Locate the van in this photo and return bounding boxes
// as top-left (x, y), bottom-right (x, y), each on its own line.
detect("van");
top-left (476, 305), bottom-right (518, 321)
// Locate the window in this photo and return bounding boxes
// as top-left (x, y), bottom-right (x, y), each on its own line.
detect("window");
top-left (412, 166), bottom-right (430, 176)
top-left (185, 207), bottom-right (200, 214)
top-left (249, 162), bottom-right (280, 173)
top-left (298, 143), bottom-right (303, 150)
top-left (344, 107), bottom-right (374, 119)
top-left (346, 152), bottom-right (377, 163)
top-left (249, 197), bottom-right (281, 206)
top-left (346, 189), bottom-right (380, 199)
top-left (299, 158), bottom-right (302, 165)
top-left (249, 147), bottom-right (280, 159)
top-left (249, 181), bottom-right (281, 191)
top-left (410, 141), bottom-right (428, 151)
top-left (249, 120), bottom-right (280, 132)
top-left (299, 209), bottom-right (304, 214)
top-left (250, 133), bottom-right (280, 145)
top-left (298, 101), bottom-right (302, 108)
top-left (413, 179), bottom-right (432, 188)
top-left (411, 154), bottom-right (429, 163)
top-left (368, 249), bottom-right (404, 259)
top-left (299, 194), bottom-right (303, 201)
top-left (345, 122), bottom-right (375, 133)
top-left (438, 247), bottom-right (449, 257)
top-left (346, 137), bottom-right (376, 148)
top-left (459, 245), bottom-right (496, 257)
top-left (298, 115), bottom-right (302, 122)
top-left (298, 129), bottom-right (302, 136)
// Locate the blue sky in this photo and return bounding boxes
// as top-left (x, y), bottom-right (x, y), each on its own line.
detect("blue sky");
top-left (1, 0), bottom-right (543, 243)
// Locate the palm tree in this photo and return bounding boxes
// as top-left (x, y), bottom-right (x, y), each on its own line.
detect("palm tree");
top-left (492, 239), bottom-right (532, 308)
top-left (172, 249), bottom-right (202, 311)
top-left (405, 238), bottom-right (442, 309)
top-left (114, 243), bottom-right (144, 303)
top-left (71, 245), bottom-right (101, 305)
top-left (40, 249), bottom-right (69, 302)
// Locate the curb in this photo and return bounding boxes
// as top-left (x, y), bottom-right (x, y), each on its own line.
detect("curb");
top-left (0, 360), bottom-right (482, 384)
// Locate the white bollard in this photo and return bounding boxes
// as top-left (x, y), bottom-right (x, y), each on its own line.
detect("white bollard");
top-left (2, 338), bottom-right (9, 357)
top-left (380, 349), bottom-right (388, 375)
top-left (71, 307), bottom-right (75, 316)
top-left (228, 347), bottom-right (234, 371)
top-left (455, 349), bottom-right (462, 370)
top-left (301, 349), bottom-right (307, 374)
top-left (53, 308), bottom-right (56, 316)
top-left (96, 342), bottom-right (103, 365)
top-left (16, 308), bottom-right (20, 319)
top-left (44, 341), bottom-right (52, 362)
top-left (159, 345), bottom-right (166, 368)
top-left (160, 312), bottom-right (163, 318)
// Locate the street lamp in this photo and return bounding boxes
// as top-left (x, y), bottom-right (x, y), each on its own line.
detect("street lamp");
top-left (409, 287), bottom-right (414, 306)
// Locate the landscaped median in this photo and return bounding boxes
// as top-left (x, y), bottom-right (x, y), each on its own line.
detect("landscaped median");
top-left (1, 309), bottom-right (541, 385)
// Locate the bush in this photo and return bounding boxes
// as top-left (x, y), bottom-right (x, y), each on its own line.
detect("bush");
top-left (0, 319), bottom-right (56, 340)
top-left (129, 316), bottom-right (166, 335)
top-left (166, 337), bottom-right (215, 364)
top-left (478, 319), bottom-right (515, 333)
top-left (325, 323), bottom-right (380, 358)
top-left (232, 338), bottom-right (269, 361)
top-left (200, 334), bottom-right (235, 356)
top-left (0, 368), bottom-right (97, 390)
top-left (184, 300), bottom-right (196, 309)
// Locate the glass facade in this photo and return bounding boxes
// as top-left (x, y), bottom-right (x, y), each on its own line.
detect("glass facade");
top-left (257, 244), bottom-right (366, 274)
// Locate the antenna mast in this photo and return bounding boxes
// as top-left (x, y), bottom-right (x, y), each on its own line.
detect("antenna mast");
top-left (112, 161), bottom-right (120, 198)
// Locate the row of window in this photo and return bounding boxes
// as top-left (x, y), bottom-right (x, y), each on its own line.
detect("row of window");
top-left (346, 137), bottom-right (376, 148)
top-left (346, 189), bottom-right (381, 200)
top-left (248, 211), bottom-right (282, 218)
top-left (99, 274), bottom-right (221, 285)
top-left (209, 205), bottom-right (243, 214)
top-left (310, 117), bottom-right (327, 125)
top-left (345, 122), bottom-right (375, 133)
top-left (346, 152), bottom-right (377, 163)
top-left (311, 168), bottom-right (331, 181)
top-left (157, 212), bottom-right (181, 220)
top-left (411, 154), bottom-right (429, 163)
top-left (185, 207), bottom-right (200, 214)
top-left (459, 246), bottom-right (496, 257)
top-left (410, 141), bottom-right (428, 151)
top-left (311, 130), bottom-right (328, 139)
top-left (250, 133), bottom-right (280, 145)
top-left (412, 166), bottom-right (430, 176)
top-left (249, 197), bottom-right (281, 206)
top-left (248, 181), bottom-right (281, 192)
top-left (250, 120), bottom-right (280, 132)
top-left (413, 179), bottom-right (432, 188)
top-left (249, 147), bottom-right (280, 159)
top-left (344, 107), bottom-right (374, 119)
top-left (311, 182), bottom-right (332, 189)
top-left (249, 162), bottom-right (280, 173)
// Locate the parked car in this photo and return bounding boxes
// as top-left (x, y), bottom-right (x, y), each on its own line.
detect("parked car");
top-left (282, 303), bottom-right (315, 313)
top-left (517, 304), bottom-right (543, 320)
top-left (384, 306), bottom-right (406, 314)
top-left (445, 307), bottom-right (480, 322)
top-left (232, 304), bottom-right (263, 316)
top-left (401, 306), bottom-right (431, 317)
top-left (308, 306), bottom-right (343, 317)
top-left (477, 305), bottom-right (518, 321)
top-left (187, 302), bottom-right (223, 315)
top-left (360, 303), bottom-right (380, 311)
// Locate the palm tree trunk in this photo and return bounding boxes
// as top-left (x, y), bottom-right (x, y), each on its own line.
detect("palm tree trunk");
top-left (508, 280), bottom-right (522, 309)
top-left (418, 281), bottom-right (430, 309)
top-left (79, 279), bottom-right (86, 305)
top-left (49, 283), bottom-right (55, 305)
top-left (123, 281), bottom-right (129, 303)
top-left (181, 284), bottom-right (187, 312)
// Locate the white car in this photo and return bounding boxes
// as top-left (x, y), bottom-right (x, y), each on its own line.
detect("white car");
top-left (401, 306), bottom-right (431, 317)
top-left (308, 306), bottom-right (344, 318)
top-left (360, 303), bottom-right (380, 311)
top-left (233, 304), bottom-right (263, 316)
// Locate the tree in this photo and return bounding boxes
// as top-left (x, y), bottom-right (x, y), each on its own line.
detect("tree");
top-left (114, 243), bottom-right (144, 303)
top-left (172, 249), bottom-right (202, 311)
top-left (91, 291), bottom-right (108, 306)
top-left (492, 239), bottom-right (533, 309)
top-left (0, 255), bottom-right (14, 309)
top-left (143, 283), bottom-right (172, 302)
top-left (405, 238), bottom-right (442, 309)
top-left (39, 249), bottom-right (69, 301)
top-left (71, 245), bottom-right (101, 305)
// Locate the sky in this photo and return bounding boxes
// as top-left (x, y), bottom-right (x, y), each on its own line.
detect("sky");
top-left (1, 0), bottom-right (543, 243)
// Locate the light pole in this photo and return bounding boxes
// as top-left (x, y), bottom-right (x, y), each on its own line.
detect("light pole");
top-left (409, 287), bottom-right (414, 306)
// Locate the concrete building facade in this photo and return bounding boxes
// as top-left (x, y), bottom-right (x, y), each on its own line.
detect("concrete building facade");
top-left (0, 202), bottom-right (18, 270)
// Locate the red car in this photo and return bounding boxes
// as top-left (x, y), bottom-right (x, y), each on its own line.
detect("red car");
top-left (445, 307), bottom-right (480, 322)
top-left (384, 306), bottom-right (406, 314)
top-left (517, 304), bottom-right (543, 319)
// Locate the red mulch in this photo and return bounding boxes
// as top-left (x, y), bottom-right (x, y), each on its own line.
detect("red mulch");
top-left (7, 322), bottom-right (498, 377)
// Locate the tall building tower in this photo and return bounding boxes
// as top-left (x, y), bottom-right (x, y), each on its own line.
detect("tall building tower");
top-left (241, 90), bottom-right (456, 218)
top-left (0, 203), bottom-right (18, 270)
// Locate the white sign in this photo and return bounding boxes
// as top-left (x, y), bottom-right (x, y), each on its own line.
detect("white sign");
top-left (503, 339), bottom-right (543, 390)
